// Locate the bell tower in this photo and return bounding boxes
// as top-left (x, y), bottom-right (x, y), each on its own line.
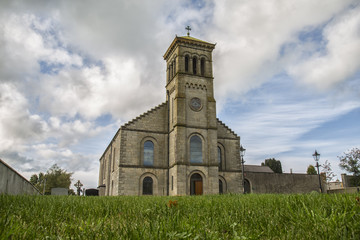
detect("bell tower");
top-left (164, 33), bottom-right (219, 195)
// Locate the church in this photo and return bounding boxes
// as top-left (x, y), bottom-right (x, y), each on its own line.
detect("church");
top-left (98, 31), bottom-right (328, 196)
top-left (98, 32), bottom-right (244, 196)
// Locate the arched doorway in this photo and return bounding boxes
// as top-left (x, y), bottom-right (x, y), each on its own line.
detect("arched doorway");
top-left (244, 179), bottom-right (251, 194)
top-left (190, 173), bottom-right (203, 195)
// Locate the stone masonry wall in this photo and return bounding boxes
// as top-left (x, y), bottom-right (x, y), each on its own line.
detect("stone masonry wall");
top-left (118, 167), bottom-right (167, 195)
top-left (244, 172), bottom-right (327, 193)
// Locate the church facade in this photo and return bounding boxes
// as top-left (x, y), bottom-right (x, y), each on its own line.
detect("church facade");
top-left (98, 35), bottom-right (243, 196)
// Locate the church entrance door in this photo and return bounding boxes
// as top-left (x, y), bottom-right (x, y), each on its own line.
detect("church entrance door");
top-left (190, 173), bottom-right (203, 195)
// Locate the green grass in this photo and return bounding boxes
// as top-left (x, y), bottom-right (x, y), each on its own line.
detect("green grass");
top-left (1, 193), bottom-right (359, 239)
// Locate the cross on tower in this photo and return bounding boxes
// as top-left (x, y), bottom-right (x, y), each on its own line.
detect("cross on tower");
top-left (185, 25), bottom-right (191, 36)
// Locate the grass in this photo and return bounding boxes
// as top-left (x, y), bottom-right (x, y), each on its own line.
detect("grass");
top-left (1, 193), bottom-right (359, 239)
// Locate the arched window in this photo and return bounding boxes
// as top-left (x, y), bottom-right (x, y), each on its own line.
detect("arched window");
top-left (144, 140), bottom-right (154, 166)
top-left (218, 147), bottom-right (222, 171)
top-left (201, 58), bottom-right (205, 76)
top-left (193, 56), bottom-right (197, 75)
top-left (190, 135), bottom-right (202, 163)
top-left (219, 179), bottom-right (223, 194)
top-left (185, 55), bottom-right (189, 72)
top-left (143, 177), bottom-right (153, 195)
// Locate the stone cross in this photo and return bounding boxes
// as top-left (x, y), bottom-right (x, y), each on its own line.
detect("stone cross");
top-left (74, 180), bottom-right (83, 196)
top-left (185, 26), bottom-right (191, 36)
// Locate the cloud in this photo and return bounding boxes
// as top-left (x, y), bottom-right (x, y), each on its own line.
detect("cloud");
top-left (0, 13), bottom-right (82, 82)
top-left (228, 92), bottom-right (360, 160)
top-left (0, 150), bottom-right (35, 171)
top-left (288, 4), bottom-right (360, 89)
top-left (35, 56), bottom-right (162, 121)
top-left (209, 0), bottom-right (356, 99)
top-left (0, 83), bottom-right (48, 151)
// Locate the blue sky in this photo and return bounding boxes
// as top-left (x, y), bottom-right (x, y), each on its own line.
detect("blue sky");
top-left (0, 0), bottom-right (359, 189)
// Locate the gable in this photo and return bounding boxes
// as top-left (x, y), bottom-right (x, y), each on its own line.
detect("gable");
top-left (217, 118), bottom-right (239, 139)
top-left (122, 102), bottom-right (168, 132)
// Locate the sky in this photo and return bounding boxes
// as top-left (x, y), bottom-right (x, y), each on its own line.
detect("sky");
top-left (1, 0), bottom-right (359, 190)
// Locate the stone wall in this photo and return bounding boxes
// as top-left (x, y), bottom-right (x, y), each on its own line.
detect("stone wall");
top-left (219, 171), bottom-right (242, 193)
top-left (244, 172), bottom-right (327, 194)
top-left (118, 167), bottom-right (167, 195)
top-left (341, 173), bottom-right (359, 187)
top-left (328, 187), bottom-right (359, 194)
top-left (0, 159), bottom-right (40, 195)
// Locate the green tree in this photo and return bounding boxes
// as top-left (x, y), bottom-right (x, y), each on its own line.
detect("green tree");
top-left (261, 158), bottom-right (282, 173)
top-left (30, 172), bottom-right (46, 193)
top-left (339, 148), bottom-right (360, 186)
top-left (30, 164), bottom-right (73, 194)
top-left (307, 165), bottom-right (317, 175)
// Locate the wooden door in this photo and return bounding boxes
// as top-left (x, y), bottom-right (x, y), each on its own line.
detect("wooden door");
top-left (195, 181), bottom-right (203, 195)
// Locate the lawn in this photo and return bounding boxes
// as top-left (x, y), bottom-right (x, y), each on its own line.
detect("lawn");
top-left (1, 193), bottom-right (359, 239)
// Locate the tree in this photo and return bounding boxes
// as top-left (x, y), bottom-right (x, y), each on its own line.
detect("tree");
top-left (261, 158), bottom-right (282, 173)
top-left (30, 172), bottom-right (46, 193)
top-left (339, 148), bottom-right (360, 186)
top-left (307, 165), bottom-right (317, 175)
top-left (321, 160), bottom-right (336, 184)
top-left (30, 164), bottom-right (73, 194)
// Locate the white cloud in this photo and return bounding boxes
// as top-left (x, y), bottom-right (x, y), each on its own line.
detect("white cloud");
top-left (288, 5), bottom-right (360, 89)
top-left (230, 95), bottom-right (360, 161)
top-left (0, 83), bottom-right (48, 151)
top-left (0, 13), bottom-right (82, 82)
top-left (210, 0), bottom-right (355, 99)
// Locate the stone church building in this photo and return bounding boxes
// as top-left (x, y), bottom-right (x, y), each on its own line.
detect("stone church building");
top-left (98, 34), bottom-right (325, 196)
top-left (98, 34), bottom-right (243, 196)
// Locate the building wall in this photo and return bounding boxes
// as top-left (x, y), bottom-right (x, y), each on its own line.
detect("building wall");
top-left (244, 172), bottom-right (327, 194)
top-left (341, 173), bottom-right (359, 187)
top-left (0, 159), bottom-right (40, 195)
top-left (118, 167), bottom-right (167, 195)
top-left (99, 103), bottom-right (169, 196)
top-left (219, 171), bottom-right (242, 193)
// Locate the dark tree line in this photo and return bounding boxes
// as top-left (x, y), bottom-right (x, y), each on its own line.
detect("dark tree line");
top-left (261, 158), bottom-right (283, 173)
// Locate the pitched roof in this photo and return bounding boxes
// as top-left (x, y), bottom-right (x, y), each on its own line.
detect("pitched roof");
top-left (244, 165), bottom-right (274, 173)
